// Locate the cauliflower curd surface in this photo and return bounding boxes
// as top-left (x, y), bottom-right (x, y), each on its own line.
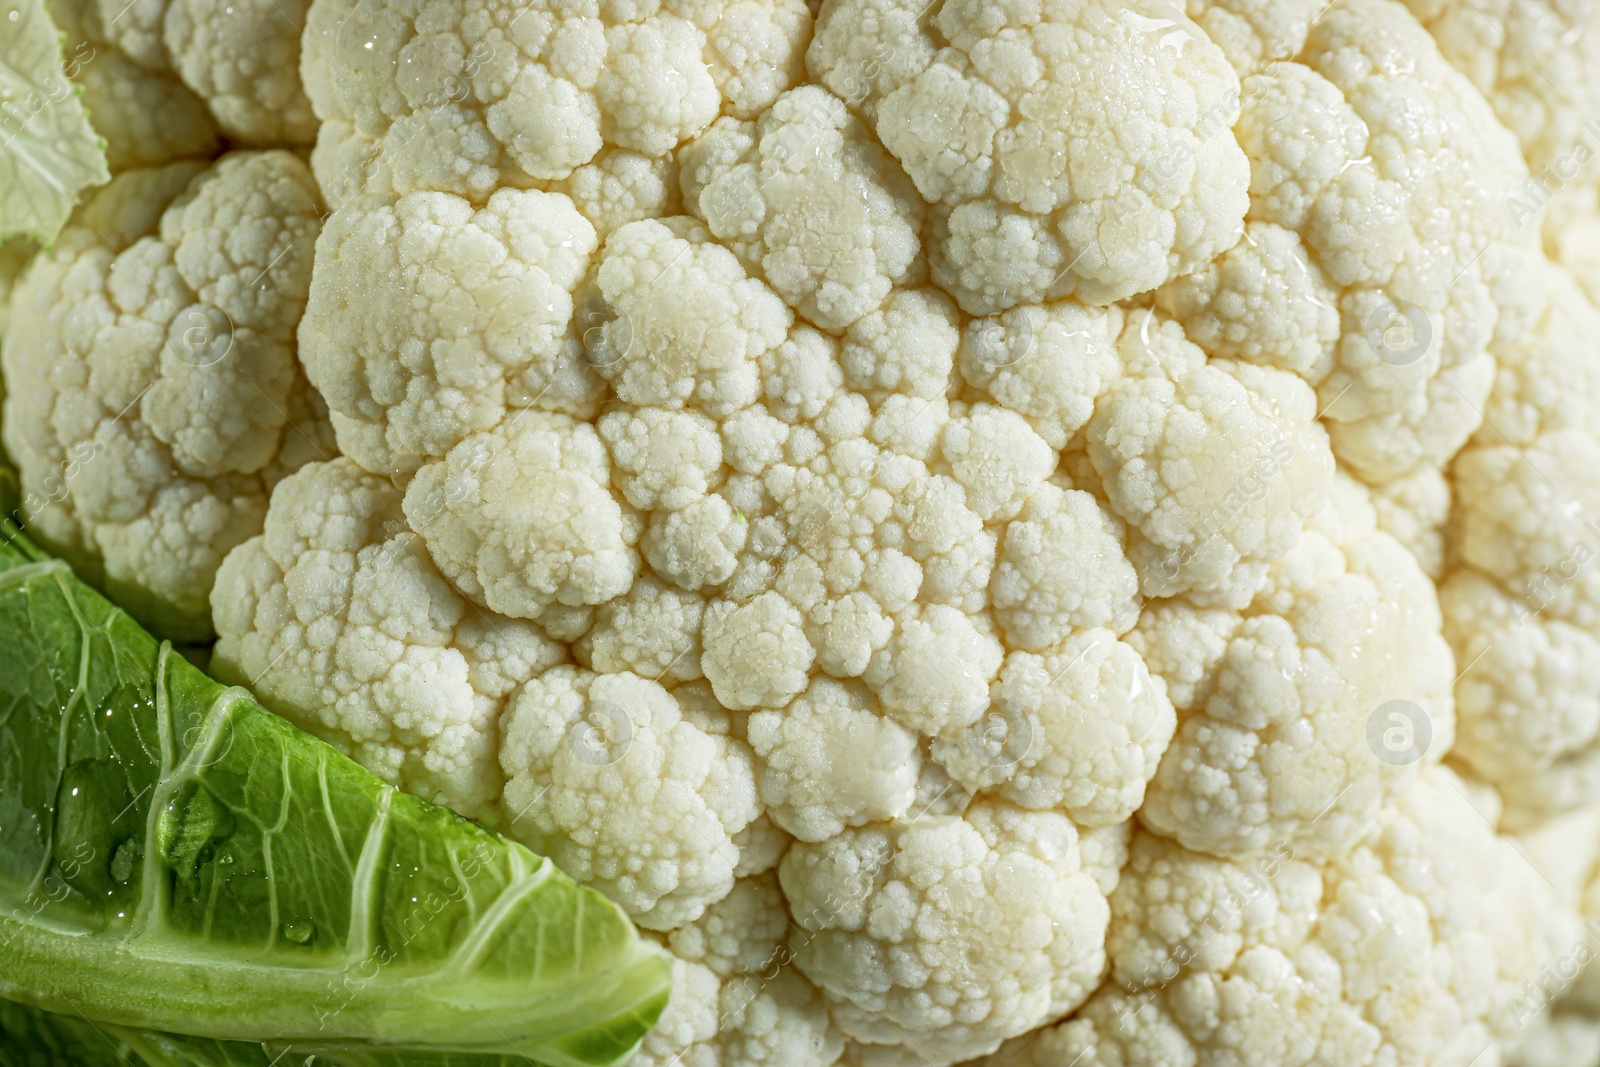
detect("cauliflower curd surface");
top-left (11, 0), bottom-right (1600, 1063)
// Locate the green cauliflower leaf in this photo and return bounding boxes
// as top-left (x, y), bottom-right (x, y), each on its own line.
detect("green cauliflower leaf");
top-left (0, 514), bottom-right (671, 1065)
top-left (0, 0), bottom-right (109, 245)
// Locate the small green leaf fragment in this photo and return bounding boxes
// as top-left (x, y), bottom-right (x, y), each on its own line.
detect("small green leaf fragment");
top-left (0, 0), bottom-right (110, 245)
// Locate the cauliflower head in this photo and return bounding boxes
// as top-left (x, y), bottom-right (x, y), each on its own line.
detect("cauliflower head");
top-left (4, 152), bottom-right (333, 639)
top-left (72, 0), bottom-right (1600, 1063)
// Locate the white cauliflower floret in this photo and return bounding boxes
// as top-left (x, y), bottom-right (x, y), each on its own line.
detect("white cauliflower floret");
top-left (667, 872), bottom-right (790, 978)
top-left (1437, 259), bottom-right (1600, 829)
top-left (680, 85), bottom-right (924, 331)
top-left (643, 493), bottom-right (750, 592)
top-left (635, 955), bottom-right (843, 1067)
top-left (1404, 0), bottom-right (1600, 178)
top-left (1476, 264), bottom-right (1600, 448)
top-left (702, 590), bottom-right (817, 711)
top-left (69, 49), bottom-right (221, 171)
top-left (58, 0), bottom-right (313, 150)
top-left (862, 602), bottom-right (1003, 735)
top-left (212, 459), bottom-right (561, 817)
top-left (1124, 598), bottom-right (1240, 714)
top-left (586, 218), bottom-right (791, 415)
top-left (1137, 486), bottom-right (1456, 861)
top-left (1452, 431), bottom-right (1600, 631)
top-left (599, 406), bottom-right (724, 512)
top-left (935, 629), bottom-right (1176, 829)
top-left (301, 0), bottom-right (812, 200)
top-left (299, 188), bottom-right (600, 473)
top-left (840, 287), bottom-right (959, 403)
top-left (575, 576), bottom-right (706, 685)
top-left (957, 302), bottom-right (1124, 451)
top-left (157, 8), bottom-right (1600, 1066)
top-left (2, 153), bottom-right (327, 639)
top-left (162, 0), bottom-right (317, 143)
top-left (648, 877), bottom-right (844, 1066)
top-left (1155, 219), bottom-right (1340, 382)
top-left (562, 149), bottom-right (683, 239)
top-left (1442, 571), bottom-right (1600, 831)
top-left (629, 957), bottom-right (723, 1067)
top-left (1087, 314), bottom-right (1335, 607)
top-left (1228, 0), bottom-right (1539, 484)
top-left (989, 484), bottom-right (1140, 651)
top-left (500, 667), bottom-right (760, 930)
top-left (937, 405), bottom-right (1054, 526)
top-left (747, 677), bottom-right (920, 841)
top-left (1505, 1015), bottom-right (1600, 1067)
top-left (983, 766), bottom-right (1568, 1067)
top-left (49, 0), bottom-right (215, 174)
top-left (808, 0), bottom-right (1251, 314)
top-left (1370, 465), bottom-right (1452, 580)
top-left (761, 326), bottom-right (846, 424)
top-left (402, 412), bottom-right (639, 621)
top-left (1183, 0), bottom-right (1322, 73)
top-left (780, 798), bottom-right (1110, 1064)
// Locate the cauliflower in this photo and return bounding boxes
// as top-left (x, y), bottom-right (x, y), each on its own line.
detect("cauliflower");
top-left (1134, 474), bottom-right (1456, 861)
top-left (300, 0), bottom-right (812, 201)
top-left (1147, 0), bottom-right (1546, 495)
top-left (3, 152), bottom-right (332, 639)
top-left (679, 85), bottom-right (925, 331)
top-left (635, 875), bottom-right (844, 1067)
top-left (211, 457), bottom-right (558, 817)
top-left (1438, 255), bottom-right (1600, 829)
top-left (808, 0), bottom-right (1251, 314)
top-left (500, 666), bottom-right (761, 929)
top-left (298, 187), bottom-right (601, 473)
top-left (2, 0), bottom-right (1592, 1063)
top-left (45, 0), bottom-right (220, 174)
top-left (779, 798), bottom-right (1113, 1060)
top-left (1402, 0), bottom-right (1600, 179)
top-left (53, 0), bottom-right (314, 157)
top-left (980, 767), bottom-right (1571, 1067)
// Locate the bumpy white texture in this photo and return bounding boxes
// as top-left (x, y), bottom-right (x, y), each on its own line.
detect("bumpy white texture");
top-left (501, 667), bottom-right (760, 929)
top-left (1087, 313), bottom-right (1335, 608)
top-left (1134, 474), bottom-right (1456, 861)
top-left (808, 0), bottom-right (1250, 315)
top-left (212, 458), bottom-right (557, 817)
top-left (958, 302), bottom-right (1124, 451)
top-left (71, 51), bottom-right (222, 172)
top-left (588, 217), bottom-right (792, 415)
top-left (49, 0), bottom-right (218, 172)
top-left (162, 0), bottom-right (317, 143)
top-left (402, 412), bottom-right (639, 621)
top-left (3, 153), bottom-right (329, 639)
top-left (636, 875), bottom-right (843, 1067)
top-left (1216, 0), bottom-right (1540, 486)
top-left (1404, 0), bottom-right (1600, 176)
top-left (176, 1), bottom-right (1600, 1062)
top-left (1440, 255), bottom-right (1600, 829)
top-left (979, 767), bottom-right (1570, 1067)
top-left (679, 85), bottom-right (924, 331)
top-left (56, 0), bottom-right (314, 149)
top-left (1182, 0), bottom-right (1324, 73)
top-left (299, 188), bottom-right (600, 474)
top-left (934, 629), bottom-right (1174, 829)
top-left (780, 799), bottom-right (1111, 1061)
top-left (748, 677), bottom-right (919, 841)
top-left (301, 0), bottom-right (812, 201)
